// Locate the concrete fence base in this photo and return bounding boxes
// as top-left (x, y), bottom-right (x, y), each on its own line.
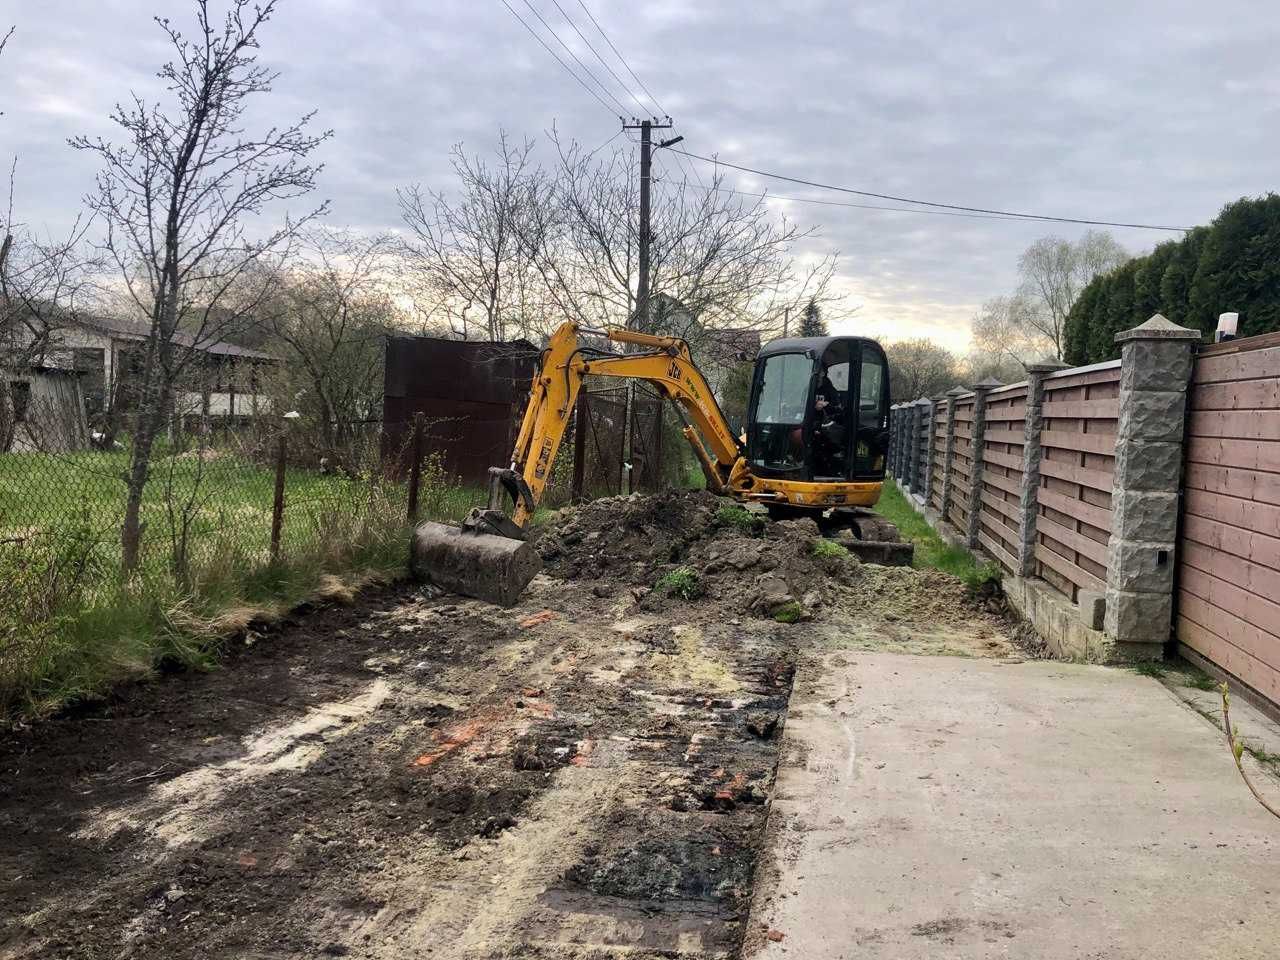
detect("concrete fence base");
top-left (890, 314), bottom-right (1200, 666)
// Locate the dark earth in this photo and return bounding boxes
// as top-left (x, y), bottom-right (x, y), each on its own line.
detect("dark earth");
top-left (0, 492), bottom-right (1016, 959)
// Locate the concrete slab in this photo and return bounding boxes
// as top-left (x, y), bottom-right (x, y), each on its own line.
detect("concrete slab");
top-left (750, 652), bottom-right (1280, 959)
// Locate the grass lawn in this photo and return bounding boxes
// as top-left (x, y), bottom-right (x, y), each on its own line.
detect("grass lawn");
top-left (872, 478), bottom-right (999, 587)
top-left (0, 446), bottom-right (486, 722)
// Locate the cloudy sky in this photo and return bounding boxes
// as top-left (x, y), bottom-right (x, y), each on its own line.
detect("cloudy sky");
top-left (5, 0), bottom-right (1278, 350)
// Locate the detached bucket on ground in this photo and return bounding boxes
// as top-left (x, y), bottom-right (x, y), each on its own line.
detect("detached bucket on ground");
top-left (412, 521), bottom-right (542, 607)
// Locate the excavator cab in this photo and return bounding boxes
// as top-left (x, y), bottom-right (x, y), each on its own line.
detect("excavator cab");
top-left (746, 336), bottom-right (891, 485)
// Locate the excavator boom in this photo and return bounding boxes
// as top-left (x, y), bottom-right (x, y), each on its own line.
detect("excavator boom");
top-left (413, 322), bottom-right (741, 605)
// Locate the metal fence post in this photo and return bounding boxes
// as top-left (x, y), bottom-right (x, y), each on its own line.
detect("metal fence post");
top-left (269, 431), bottom-right (287, 564)
top-left (406, 413), bottom-right (425, 525)
top-left (571, 389), bottom-right (587, 502)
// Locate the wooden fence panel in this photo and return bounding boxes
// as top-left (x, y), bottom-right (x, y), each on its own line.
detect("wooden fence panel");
top-left (929, 402), bottom-right (947, 511)
top-left (1178, 337), bottom-right (1280, 702)
top-left (945, 393), bottom-right (976, 530)
top-left (979, 383), bottom-right (1027, 575)
top-left (1034, 362), bottom-right (1119, 601)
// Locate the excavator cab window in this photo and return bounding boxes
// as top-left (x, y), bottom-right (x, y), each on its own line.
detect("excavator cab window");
top-left (747, 352), bottom-right (812, 475)
top-left (747, 338), bottom-right (891, 483)
top-left (852, 344), bottom-right (890, 478)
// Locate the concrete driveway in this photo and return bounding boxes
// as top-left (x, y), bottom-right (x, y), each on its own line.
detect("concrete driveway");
top-left (749, 652), bottom-right (1280, 959)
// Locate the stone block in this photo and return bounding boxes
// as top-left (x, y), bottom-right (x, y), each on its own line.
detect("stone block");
top-left (1120, 339), bottom-right (1194, 393)
top-left (1116, 389), bottom-right (1188, 442)
top-left (1106, 540), bottom-right (1176, 594)
top-left (1114, 438), bottom-right (1182, 492)
top-left (1077, 589), bottom-right (1106, 630)
top-left (1104, 589), bottom-right (1173, 643)
top-left (1110, 489), bottom-right (1179, 542)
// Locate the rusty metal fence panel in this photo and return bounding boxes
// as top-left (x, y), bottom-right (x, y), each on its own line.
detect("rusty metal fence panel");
top-left (979, 382), bottom-right (1029, 576)
top-left (1177, 334), bottom-right (1280, 704)
top-left (1035, 362), bottom-right (1120, 602)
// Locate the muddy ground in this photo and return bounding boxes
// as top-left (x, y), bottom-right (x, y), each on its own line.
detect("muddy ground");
top-left (0, 492), bottom-right (1020, 960)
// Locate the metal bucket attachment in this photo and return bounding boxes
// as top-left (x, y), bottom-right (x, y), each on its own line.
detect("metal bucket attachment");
top-left (412, 521), bottom-right (542, 606)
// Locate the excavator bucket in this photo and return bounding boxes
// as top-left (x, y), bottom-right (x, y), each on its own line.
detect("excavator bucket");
top-left (412, 520), bottom-right (542, 607)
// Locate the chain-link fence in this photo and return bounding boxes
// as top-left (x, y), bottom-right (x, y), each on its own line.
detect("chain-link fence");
top-left (0, 399), bottom-right (479, 716)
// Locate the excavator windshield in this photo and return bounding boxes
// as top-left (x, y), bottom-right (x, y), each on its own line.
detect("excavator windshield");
top-left (747, 352), bottom-right (813, 475)
top-left (746, 338), bottom-right (891, 482)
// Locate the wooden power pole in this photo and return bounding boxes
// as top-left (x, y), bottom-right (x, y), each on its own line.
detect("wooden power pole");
top-left (623, 117), bottom-right (676, 331)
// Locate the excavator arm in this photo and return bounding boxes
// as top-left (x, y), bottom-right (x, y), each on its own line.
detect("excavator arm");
top-left (503, 322), bottom-right (742, 526)
top-left (412, 321), bottom-right (746, 606)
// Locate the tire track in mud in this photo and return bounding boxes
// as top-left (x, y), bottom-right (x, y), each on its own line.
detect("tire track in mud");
top-left (1, 576), bottom-right (797, 960)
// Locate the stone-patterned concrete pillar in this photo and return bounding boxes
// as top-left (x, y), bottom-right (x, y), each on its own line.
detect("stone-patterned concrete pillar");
top-left (1103, 315), bottom-right (1199, 652)
top-left (965, 378), bottom-right (1002, 549)
top-left (1017, 360), bottom-right (1068, 577)
top-left (940, 386), bottom-right (965, 521)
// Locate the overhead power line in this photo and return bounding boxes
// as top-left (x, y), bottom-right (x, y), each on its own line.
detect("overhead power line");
top-left (548, 0), bottom-right (650, 117)
top-left (517, 0), bottom-right (630, 117)
top-left (497, 0), bottom-right (621, 116)
top-left (671, 148), bottom-right (1189, 232)
top-left (573, 0), bottom-right (704, 188)
top-left (676, 181), bottom-right (1037, 222)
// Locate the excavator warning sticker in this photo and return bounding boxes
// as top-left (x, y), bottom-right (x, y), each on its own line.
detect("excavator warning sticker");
top-left (534, 438), bottom-right (554, 479)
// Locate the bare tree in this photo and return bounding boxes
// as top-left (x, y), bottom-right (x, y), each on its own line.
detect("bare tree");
top-left (70, 0), bottom-right (330, 571)
top-left (397, 134), bottom-right (549, 342)
top-left (1017, 231), bottom-right (1128, 359)
top-left (398, 130), bottom-right (843, 356)
top-left (884, 338), bottom-right (961, 402)
top-left (261, 228), bottom-right (400, 464)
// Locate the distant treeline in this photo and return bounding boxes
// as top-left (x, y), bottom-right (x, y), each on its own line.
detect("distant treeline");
top-left (1063, 194), bottom-right (1280, 365)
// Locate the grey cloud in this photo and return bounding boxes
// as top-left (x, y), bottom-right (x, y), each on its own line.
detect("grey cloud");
top-left (4, 0), bottom-right (1277, 348)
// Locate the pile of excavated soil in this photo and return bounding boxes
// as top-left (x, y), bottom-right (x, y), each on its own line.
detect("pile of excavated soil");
top-left (537, 490), bottom-right (861, 621)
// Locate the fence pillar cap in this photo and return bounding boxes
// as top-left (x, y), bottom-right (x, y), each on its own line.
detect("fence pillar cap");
top-left (970, 376), bottom-right (1003, 392)
top-left (1026, 357), bottom-right (1069, 374)
top-left (1115, 313), bottom-right (1200, 345)
top-left (931, 392), bottom-right (950, 402)
top-left (945, 386), bottom-right (969, 398)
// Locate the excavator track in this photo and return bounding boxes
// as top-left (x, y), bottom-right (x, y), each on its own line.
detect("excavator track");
top-left (819, 507), bottom-right (915, 566)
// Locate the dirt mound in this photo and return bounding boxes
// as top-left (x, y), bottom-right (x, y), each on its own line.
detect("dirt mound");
top-left (538, 491), bottom-right (863, 621)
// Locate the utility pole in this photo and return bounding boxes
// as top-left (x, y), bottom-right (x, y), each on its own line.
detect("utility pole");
top-left (623, 117), bottom-right (676, 331)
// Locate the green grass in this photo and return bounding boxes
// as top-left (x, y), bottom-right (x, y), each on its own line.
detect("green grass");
top-left (655, 565), bottom-right (702, 601)
top-left (0, 446), bottom-right (480, 723)
top-left (715, 503), bottom-right (762, 533)
top-left (810, 538), bottom-right (849, 559)
top-left (772, 600), bottom-right (804, 623)
top-left (873, 479), bottom-right (999, 587)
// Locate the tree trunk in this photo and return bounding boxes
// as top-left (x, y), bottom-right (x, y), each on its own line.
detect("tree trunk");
top-left (120, 311), bottom-right (175, 573)
top-left (0, 379), bottom-right (15, 453)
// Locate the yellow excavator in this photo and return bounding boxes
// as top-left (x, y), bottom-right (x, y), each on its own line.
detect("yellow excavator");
top-left (413, 321), bottom-right (911, 605)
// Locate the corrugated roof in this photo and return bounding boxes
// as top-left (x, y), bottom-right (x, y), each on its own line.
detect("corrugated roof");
top-left (72, 314), bottom-right (277, 361)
